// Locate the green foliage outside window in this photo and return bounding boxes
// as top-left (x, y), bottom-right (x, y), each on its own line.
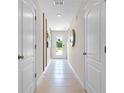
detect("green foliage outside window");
top-left (56, 39), bottom-right (63, 48)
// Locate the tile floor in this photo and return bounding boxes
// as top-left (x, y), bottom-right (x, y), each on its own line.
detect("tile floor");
top-left (35, 59), bottom-right (85, 93)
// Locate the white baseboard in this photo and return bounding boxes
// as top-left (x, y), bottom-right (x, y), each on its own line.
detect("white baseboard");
top-left (36, 72), bottom-right (44, 86)
top-left (36, 60), bottom-right (51, 85)
top-left (68, 61), bottom-right (85, 89)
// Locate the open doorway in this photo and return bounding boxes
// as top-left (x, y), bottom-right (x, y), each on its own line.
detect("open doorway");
top-left (56, 36), bottom-right (63, 56)
top-left (51, 31), bottom-right (67, 59)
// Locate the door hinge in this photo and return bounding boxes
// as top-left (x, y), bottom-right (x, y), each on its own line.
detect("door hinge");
top-left (35, 73), bottom-right (37, 78)
top-left (104, 46), bottom-right (106, 54)
top-left (35, 16), bottom-right (36, 21)
top-left (35, 44), bottom-right (37, 49)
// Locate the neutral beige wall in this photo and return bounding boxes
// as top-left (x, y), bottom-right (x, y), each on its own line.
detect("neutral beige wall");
top-left (35, 0), bottom-right (44, 81)
top-left (67, 0), bottom-right (87, 87)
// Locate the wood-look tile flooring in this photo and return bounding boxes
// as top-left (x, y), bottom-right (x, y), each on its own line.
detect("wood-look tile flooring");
top-left (35, 59), bottom-right (85, 93)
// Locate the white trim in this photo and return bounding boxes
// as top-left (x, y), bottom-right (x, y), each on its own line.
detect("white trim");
top-left (68, 60), bottom-right (85, 89)
top-left (36, 73), bottom-right (44, 86)
top-left (36, 59), bottom-right (51, 85)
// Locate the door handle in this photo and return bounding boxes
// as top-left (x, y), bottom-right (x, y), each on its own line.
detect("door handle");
top-left (18, 55), bottom-right (24, 60)
top-left (83, 52), bottom-right (87, 55)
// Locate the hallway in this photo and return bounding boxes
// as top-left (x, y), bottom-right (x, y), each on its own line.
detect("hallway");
top-left (35, 59), bottom-right (85, 93)
top-left (18, 0), bottom-right (106, 93)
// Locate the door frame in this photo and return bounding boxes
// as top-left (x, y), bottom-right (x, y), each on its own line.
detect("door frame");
top-left (34, 10), bottom-right (37, 93)
top-left (45, 19), bottom-right (48, 67)
top-left (51, 31), bottom-right (67, 59)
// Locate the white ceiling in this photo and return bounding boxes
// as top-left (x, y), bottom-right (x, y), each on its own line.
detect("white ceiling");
top-left (40, 0), bottom-right (83, 31)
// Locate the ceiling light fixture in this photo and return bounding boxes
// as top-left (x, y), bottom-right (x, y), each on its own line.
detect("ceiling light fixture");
top-left (54, 0), bottom-right (64, 6)
top-left (57, 13), bottom-right (62, 17)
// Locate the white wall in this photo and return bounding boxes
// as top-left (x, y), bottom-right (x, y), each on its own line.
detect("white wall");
top-left (67, 0), bottom-right (87, 87)
top-left (68, 0), bottom-right (105, 88)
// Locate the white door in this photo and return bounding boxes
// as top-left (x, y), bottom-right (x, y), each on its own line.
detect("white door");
top-left (18, 0), bottom-right (36, 93)
top-left (51, 31), bottom-right (67, 59)
top-left (84, 1), bottom-right (106, 93)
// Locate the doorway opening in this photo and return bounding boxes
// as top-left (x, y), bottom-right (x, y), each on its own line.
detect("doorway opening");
top-left (51, 31), bottom-right (67, 59)
top-left (56, 36), bottom-right (63, 56)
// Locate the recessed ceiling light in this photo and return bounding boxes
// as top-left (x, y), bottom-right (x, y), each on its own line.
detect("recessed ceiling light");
top-left (57, 13), bottom-right (62, 17)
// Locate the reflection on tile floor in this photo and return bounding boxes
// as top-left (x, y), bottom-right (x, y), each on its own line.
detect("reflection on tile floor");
top-left (35, 59), bottom-right (85, 93)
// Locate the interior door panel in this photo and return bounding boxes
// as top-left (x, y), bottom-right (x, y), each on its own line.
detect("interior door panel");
top-left (85, 1), bottom-right (106, 93)
top-left (18, 0), bottom-right (36, 93)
